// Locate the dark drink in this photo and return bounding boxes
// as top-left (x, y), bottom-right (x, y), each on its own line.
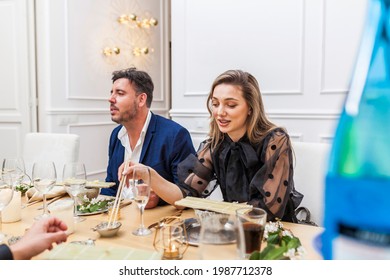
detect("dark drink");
top-left (242, 222), bottom-right (264, 254)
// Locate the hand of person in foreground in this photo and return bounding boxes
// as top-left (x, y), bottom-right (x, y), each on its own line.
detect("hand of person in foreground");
top-left (10, 216), bottom-right (68, 260)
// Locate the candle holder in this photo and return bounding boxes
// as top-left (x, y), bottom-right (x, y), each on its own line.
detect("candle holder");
top-left (153, 216), bottom-right (189, 260)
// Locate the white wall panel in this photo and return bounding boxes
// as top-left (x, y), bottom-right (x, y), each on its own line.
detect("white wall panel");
top-left (0, 1), bottom-right (17, 110)
top-left (0, 126), bottom-right (22, 157)
top-left (0, 0), bottom-right (36, 159)
top-left (68, 122), bottom-right (117, 180)
top-left (35, 0), bottom-right (170, 178)
top-left (171, 0), bottom-right (368, 146)
top-left (321, 0), bottom-right (367, 94)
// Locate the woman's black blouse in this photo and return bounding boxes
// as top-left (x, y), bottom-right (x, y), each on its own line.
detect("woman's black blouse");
top-left (177, 128), bottom-right (303, 222)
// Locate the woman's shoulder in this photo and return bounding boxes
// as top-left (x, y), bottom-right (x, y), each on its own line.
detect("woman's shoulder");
top-left (262, 127), bottom-right (291, 148)
top-left (269, 127), bottom-right (289, 139)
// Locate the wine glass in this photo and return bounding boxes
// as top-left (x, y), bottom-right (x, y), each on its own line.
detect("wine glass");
top-left (198, 213), bottom-right (245, 260)
top-left (2, 158), bottom-right (25, 187)
top-left (32, 161), bottom-right (57, 220)
top-left (131, 166), bottom-right (152, 236)
top-left (0, 176), bottom-right (14, 242)
top-left (2, 158), bottom-right (27, 207)
top-left (62, 162), bottom-right (87, 223)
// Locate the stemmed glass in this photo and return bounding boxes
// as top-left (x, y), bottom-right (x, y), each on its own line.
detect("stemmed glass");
top-left (131, 166), bottom-right (152, 236)
top-left (0, 176), bottom-right (14, 242)
top-left (32, 161), bottom-right (57, 220)
top-left (2, 158), bottom-right (27, 207)
top-left (62, 162), bottom-right (86, 223)
top-left (2, 158), bottom-right (25, 187)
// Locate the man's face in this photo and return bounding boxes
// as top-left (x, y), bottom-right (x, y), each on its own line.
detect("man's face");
top-left (108, 78), bottom-right (138, 124)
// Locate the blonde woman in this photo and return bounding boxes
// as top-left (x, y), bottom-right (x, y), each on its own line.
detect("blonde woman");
top-left (122, 70), bottom-right (303, 222)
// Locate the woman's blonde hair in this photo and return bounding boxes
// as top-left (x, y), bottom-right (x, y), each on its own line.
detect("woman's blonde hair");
top-left (206, 70), bottom-right (277, 148)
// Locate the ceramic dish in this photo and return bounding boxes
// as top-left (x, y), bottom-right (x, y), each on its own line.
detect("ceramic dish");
top-left (184, 218), bottom-right (201, 246)
top-left (184, 217), bottom-right (237, 246)
top-left (92, 221), bottom-right (122, 237)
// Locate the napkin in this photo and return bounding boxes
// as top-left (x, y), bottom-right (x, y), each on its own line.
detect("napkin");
top-left (26, 186), bottom-right (67, 203)
top-left (42, 243), bottom-right (162, 260)
top-left (175, 196), bottom-right (252, 215)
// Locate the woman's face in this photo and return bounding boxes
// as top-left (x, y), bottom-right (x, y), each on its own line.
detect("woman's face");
top-left (211, 83), bottom-right (250, 142)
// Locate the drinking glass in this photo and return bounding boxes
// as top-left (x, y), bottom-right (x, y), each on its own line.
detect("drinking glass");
top-left (63, 162), bottom-right (87, 223)
top-left (2, 158), bottom-right (27, 207)
top-left (0, 178), bottom-right (14, 242)
top-left (1, 158), bottom-right (26, 187)
top-left (131, 166), bottom-right (152, 236)
top-left (236, 207), bottom-right (267, 258)
top-left (198, 213), bottom-right (245, 260)
top-left (32, 161), bottom-right (57, 220)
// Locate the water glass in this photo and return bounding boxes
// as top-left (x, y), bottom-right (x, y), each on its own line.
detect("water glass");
top-left (63, 162), bottom-right (87, 223)
top-left (0, 179), bottom-right (14, 242)
top-left (236, 207), bottom-right (267, 258)
top-left (198, 213), bottom-right (245, 260)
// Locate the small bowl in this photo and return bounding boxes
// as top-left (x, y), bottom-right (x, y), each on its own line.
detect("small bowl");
top-left (80, 187), bottom-right (100, 200)
top-left (92, 221), bottom-right (122, 237)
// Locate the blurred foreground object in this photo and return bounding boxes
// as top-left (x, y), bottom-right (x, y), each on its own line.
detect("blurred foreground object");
top-left (323, 0), bottom-right (390, 259)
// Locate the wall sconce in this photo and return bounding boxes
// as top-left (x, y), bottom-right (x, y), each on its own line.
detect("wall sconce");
top-left (101, 2), bottom-right (158, 69)
top-left (132, 47), bottom-right (152, 56)
top-left (117, 13), bottom-right (158, 29)
top-left (102, 47), bottom-right (121, 56)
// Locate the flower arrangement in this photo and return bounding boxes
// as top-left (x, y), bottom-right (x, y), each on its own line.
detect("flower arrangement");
top-left (15, 183), bottom-right (33, 194)
top-left (77, 195), bottom-right (115, 214)
top-left (249, 220), bottom-right (306, 260)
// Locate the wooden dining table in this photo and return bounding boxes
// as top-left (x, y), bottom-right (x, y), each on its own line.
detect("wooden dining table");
top-left (2, 195), bottom-right (324, 260)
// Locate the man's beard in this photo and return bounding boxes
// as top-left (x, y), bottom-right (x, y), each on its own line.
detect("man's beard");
top-left (111, 101), bottom-right (138, 124)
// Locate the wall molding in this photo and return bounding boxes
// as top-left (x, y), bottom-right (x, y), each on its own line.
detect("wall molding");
top-left (290, 133), bottom-right (304, 142)
top-left (319, 134), bottom-right (334, 143)
top-left (169, 109), bottom-right (209, 118)
top-left (183, 89), bottom-right (305, 97)
top-left (46, 109), bottom-right (109, 115)
top-left (320, 89), bottom-right (348, 95)
top-left (267, 110), bottom-right (340, 120)
top-left (170, 109), bottom-right (340, 120)
top-left (68, 121), bottom-right (113, 128)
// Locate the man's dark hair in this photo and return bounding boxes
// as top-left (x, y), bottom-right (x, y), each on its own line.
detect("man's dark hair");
top-left (112, 67), bottom-right (153, 108)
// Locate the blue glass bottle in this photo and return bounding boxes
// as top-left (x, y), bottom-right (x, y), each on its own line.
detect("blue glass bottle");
top-left (322, 0), bottom-right (390, 259)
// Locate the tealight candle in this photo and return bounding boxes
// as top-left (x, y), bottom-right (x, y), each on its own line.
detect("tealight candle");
top-left (2, 191), bottom-right (21, 223)
top-left (163, 244), bottom-right (180, 259)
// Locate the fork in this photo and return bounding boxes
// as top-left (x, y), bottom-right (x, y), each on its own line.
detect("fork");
top-left (147, 209), bottom-right (183, 229)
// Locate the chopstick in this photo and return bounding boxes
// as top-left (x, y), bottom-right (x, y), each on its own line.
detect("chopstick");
top-left (107, 161), bottom-right (130, 228)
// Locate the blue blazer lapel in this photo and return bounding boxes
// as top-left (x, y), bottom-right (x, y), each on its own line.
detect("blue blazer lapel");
top-left (140, 112), bottom-right (156, 162)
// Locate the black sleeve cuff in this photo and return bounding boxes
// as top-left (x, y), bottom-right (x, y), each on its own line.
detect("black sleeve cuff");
top-left (0, 244), bottom-right (14, 260)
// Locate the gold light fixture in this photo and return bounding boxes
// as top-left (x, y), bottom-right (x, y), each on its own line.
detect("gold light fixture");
top-left (132, 47), bottom-right (151, 56)
top-left (102, 47), bottom-right (121, 56)
top-left (101, 6), bottom-right (158, 66)
top-left (117, 13), bottom-right (158, 28)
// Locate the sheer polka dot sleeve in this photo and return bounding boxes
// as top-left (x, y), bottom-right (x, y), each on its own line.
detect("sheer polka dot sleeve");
top-left (249, 129), bottom-right (296, 221)
top-left (177, 142), bottom-right (214, 197)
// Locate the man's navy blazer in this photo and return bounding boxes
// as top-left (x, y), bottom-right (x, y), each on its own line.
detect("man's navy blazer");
top-left (101, 112), bottom-right (195, 202)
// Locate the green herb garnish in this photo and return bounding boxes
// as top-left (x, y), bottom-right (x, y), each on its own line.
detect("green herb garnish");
top-left (77, 196), bottom-right (115, 214)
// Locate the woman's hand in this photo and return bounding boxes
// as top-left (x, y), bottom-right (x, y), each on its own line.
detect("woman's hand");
top-left (145, 190), bottom-right (159, 209)
top-left (119, 162), bottom-right (159, 208)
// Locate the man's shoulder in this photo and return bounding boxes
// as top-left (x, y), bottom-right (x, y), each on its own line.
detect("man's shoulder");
top-left (111, 124), bottom-right (123, 135)
top-left (109, 125), bottom-right (123, 143)
top-left (152, 114), bottom-right (188, 132)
